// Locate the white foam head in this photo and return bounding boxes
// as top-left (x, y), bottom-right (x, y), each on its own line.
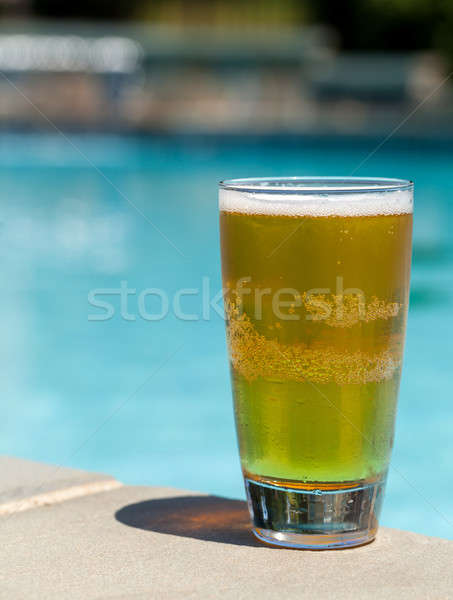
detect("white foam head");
top-left (219, 178), bottom-right (413, 217)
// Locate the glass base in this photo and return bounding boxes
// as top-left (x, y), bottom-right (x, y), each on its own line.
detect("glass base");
top-left (252, 527), bottom-right (375, 550)
top-left (245, 475), bottom-right (386, 550)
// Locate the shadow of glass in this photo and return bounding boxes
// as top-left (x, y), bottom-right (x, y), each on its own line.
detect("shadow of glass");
top-left (115, 495), bottom-right (262, 547)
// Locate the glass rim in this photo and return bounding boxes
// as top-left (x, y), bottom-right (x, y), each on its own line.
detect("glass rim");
top-left (219, 176), bottom-right (413, 195)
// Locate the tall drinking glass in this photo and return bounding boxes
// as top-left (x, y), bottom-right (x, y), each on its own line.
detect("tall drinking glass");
top-left (219, 177), bottom-right (413, 549)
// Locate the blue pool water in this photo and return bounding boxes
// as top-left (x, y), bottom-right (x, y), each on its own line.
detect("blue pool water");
top-left (1, 132), bottom-right (452, 539)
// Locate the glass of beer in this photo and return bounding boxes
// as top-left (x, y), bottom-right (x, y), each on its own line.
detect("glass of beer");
top-left (219, 177), bottom-right (413, 549)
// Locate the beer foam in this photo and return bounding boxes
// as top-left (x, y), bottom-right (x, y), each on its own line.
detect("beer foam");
top-left (219, 188), bottom-right (413, 217)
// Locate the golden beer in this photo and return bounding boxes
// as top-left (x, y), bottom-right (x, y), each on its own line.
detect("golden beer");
top-left (219, 177), bottom-right (413, 549)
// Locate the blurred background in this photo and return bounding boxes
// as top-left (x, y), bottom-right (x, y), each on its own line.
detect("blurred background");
top-left (0, 0), bottom-right (452, 132)
top-left (1, 1), bottom-right (452, 540)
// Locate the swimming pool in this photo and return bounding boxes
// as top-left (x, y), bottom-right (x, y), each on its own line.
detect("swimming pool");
top-left (1, 132), bottom-right (452, 539)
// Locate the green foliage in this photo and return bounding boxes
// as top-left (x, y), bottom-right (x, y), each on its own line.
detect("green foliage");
top-left (312, 0), bottom-right (453, 61)
top-left (29, 0), bottom-right (453, 62)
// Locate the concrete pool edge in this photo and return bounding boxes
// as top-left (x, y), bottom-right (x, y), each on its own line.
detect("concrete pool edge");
top-left (1, 456), bottom-right (452, 599)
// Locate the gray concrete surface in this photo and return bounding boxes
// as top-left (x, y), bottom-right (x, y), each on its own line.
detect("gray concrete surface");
top-left (1, 457), bottom-right (453, 599)
top-left (0, 455), bottom-right (119, 505)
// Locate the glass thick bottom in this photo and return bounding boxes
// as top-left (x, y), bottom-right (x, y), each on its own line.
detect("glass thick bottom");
top-left (245, 475), bottom-right (386, 550)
